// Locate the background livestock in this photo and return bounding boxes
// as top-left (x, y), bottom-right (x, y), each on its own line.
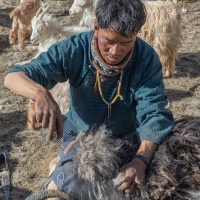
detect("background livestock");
top-left (9, 0), bottom-right (41, 49)
top-left (0, 0), bottom-right (200, 199)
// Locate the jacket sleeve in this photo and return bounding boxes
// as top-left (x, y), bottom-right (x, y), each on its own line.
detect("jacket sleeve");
top-left (135, 50), bottom-right (174, 144)
top-left (7, 40), bottom-right (71, 90)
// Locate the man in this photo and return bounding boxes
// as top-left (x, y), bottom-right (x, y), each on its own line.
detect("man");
top-left (4, 0), bottom-right (174, 196)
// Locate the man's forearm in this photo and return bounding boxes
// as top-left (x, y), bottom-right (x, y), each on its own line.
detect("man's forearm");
top-left (4, 72), bottom-right (48, 100)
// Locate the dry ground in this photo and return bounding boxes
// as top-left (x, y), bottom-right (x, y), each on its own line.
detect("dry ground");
top-left (0, 0), bottom-right (199, 199)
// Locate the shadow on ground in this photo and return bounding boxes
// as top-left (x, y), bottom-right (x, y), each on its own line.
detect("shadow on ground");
top-left (166, 88), bottom-right (193, 102)
top-left (176, 52), bottom-right (200, 78)
top-left (0, 34), bottom-right (10, 55)
top-left (0, 110), bottom-right (27, 150)
top-left (9, 187), bottom-right (32, 200)
top-left (0, 8), bottom-right (13, 28)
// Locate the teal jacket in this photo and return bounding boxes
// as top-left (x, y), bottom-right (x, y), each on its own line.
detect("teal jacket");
top-left (8, 30), bottom-right (174, 144)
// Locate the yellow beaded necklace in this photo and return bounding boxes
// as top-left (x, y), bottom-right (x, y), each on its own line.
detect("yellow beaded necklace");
top-left (94, 69), bottom-right (124, 119)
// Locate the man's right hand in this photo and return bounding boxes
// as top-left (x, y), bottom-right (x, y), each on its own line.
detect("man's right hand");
top-left (4, 72), bottom-right (63, 140)
top-left (33, 89), bottom-right (63, 140)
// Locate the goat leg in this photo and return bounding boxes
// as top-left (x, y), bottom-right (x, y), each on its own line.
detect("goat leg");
top-left (18, 20), bottom-right (27, 49)
top-left (9, 16), bottom-right (19, 45)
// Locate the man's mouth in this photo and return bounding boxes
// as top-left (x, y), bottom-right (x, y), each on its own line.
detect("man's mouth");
top-left (108, 55), bottom-right (118, 61)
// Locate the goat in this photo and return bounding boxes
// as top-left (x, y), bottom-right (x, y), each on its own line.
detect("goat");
top-left (140, 1), bottom-right (181, 78)
top-left (69, 0), bottom-right (182, 78)
top-left (69, 0), bottom-right (96, 28)
top-left (9, 0), bottom-right (41, 49)
top-left (27, 4), bottom-right (91, 130)
top-left (30, 4), bottom-right (91, 56)
top-left (26, 119), bottom-right (200, 200)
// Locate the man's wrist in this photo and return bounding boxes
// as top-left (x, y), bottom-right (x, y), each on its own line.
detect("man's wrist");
top-left (132, 154), bottom-right (151, 168)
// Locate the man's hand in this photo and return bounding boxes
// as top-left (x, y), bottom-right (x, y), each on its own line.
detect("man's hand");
top-left (114, 140), bottom-right (157, 194)
top-left (34, 89), bottom-right (63, 140)
top-left (116, 158), bottom-right (147, 194)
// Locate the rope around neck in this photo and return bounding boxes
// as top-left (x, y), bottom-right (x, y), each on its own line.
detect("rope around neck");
top-left (92, 37), bottom-right (133, 76)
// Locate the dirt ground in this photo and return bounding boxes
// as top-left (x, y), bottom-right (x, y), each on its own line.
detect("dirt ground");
top-left (0, 0), bottom-right (199, 199)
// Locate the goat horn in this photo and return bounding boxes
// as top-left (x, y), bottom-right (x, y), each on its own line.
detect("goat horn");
top-left (36, 6), bottom-right (44, 18)
top-left (35, 2), bottom-right (48, 18)
top-left (38, 4), bottom-right (50, 20)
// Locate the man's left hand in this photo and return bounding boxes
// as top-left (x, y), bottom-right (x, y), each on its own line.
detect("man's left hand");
top-left (116, 157), bottom-right (147, 194)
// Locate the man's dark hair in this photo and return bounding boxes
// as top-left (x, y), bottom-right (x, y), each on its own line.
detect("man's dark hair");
top-left (95, 0), bottom-right (147, 37)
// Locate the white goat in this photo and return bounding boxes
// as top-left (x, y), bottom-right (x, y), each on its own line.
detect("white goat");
top-left (69, 0), bottom-right (181, 78)
top-left (30, 4), bottom-right (91, 56)
top-left (27, 4), bottom-right (91, 130)
top-left (69, 0), bottom-right (96, 27)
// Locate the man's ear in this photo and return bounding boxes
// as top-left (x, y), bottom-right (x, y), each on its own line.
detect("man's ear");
top-left (94, 20), bottom-right (98, 30)
top-left (94, 20), bottom-right (98, 38)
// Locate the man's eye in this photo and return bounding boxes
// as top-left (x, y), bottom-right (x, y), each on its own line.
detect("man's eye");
top-left (122, 42), bottom-right (131, 46)
top-left (107, 40), bottom-right (115, 45)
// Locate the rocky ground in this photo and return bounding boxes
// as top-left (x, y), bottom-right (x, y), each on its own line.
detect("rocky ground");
top-left (0, 0), bottom-right (199, 199)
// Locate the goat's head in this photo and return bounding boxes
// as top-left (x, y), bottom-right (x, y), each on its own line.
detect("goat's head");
top-left (69, 0), bottom-right (93, 16)
top-left (30, 4), bottom-right (51, 44)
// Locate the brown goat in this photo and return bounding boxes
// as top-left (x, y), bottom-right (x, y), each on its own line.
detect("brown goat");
top-left (9, 0), bottom-right (41, 49)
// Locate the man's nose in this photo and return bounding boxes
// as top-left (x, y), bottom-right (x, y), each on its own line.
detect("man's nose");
top-left (109, 44), bottom-right (119, 56)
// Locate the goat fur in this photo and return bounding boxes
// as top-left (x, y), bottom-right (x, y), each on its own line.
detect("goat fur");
top-left (9, 0), bottom-right (41, 49)
top-left (46, 119), bottom-right (200, 200)
top-left (69, 0), bottom-right (182, 78)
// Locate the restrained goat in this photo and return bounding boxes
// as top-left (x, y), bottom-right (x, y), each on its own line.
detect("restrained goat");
top-left (69, 0), bottom-right (181, 78)
top-left (27, 119), bottom-right (200, 200)
top-left (9, 0), bottom-right (41, 49)
top-left (73, 119), bottom-right (200, 200)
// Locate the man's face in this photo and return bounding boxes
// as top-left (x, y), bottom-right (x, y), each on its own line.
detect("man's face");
top-left (94, 22), bottom-right (136, 65)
